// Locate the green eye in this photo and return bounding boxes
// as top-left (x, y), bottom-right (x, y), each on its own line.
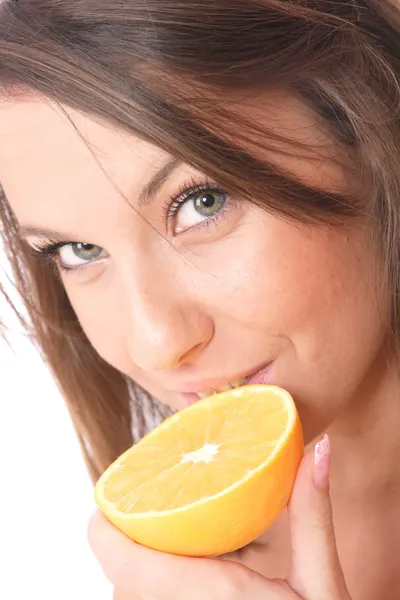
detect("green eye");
top-left (194, 190), bottom-right (226, 217)
top-left (71, 243), bottom-right (104, 260)
top-left (172, 185), bottom-right (229, 234)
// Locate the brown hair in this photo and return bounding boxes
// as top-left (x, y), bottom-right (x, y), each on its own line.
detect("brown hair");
top-left (0, 0), bottom-right (399, 482)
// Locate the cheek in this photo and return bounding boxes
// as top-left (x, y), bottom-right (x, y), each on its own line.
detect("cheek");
top-left (201, 218), bottom-right (369, 333)
top-left (202, 218), bottom-right (386, 427)
top-left (271, 227), bottom-right (385, 364)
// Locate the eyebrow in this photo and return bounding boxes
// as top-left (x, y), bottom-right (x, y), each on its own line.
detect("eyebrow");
top-left (19, 156), bottom-right (183, 240)
top-left (19, 226), bottom-right (72, 242)
top-left (138, 157), bottom-right (182, 207)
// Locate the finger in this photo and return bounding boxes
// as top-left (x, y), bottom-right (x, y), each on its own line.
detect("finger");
top-left (287, 435), bottom-right (350, 600)
top-left (88, 511), bottom-right (296, 600)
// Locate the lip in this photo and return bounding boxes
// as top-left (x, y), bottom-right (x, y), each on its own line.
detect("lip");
top-left (180, 363), bottom-right (273, 406)
top-left (244, 364), bottom-right (272, 386)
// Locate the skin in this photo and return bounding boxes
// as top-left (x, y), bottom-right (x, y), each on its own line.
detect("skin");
top-left (0, 95), bottom-right (400, 599)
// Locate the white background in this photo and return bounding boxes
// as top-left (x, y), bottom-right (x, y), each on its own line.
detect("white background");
top-left (0, 252), bottom-right (112, 599)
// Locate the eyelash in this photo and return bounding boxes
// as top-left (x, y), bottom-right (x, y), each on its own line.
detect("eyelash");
top-left (31, 177), bottom-right (231, 274)
top-left (165, 177), bottom-right (227, 224)
top-left (31, 240), bottom-right (75, 274)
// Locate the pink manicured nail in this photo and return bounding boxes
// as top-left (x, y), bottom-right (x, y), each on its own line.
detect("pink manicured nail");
top-left (313, 434), bottom-right (330, 490)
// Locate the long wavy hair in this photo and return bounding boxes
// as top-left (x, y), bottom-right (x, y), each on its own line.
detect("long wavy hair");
top-left (0, 0), bottom-right (399, 482)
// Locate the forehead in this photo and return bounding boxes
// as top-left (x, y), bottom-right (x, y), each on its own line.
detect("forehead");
top-left (0, 99), bottom-right (131, 161)
top-left (0, 98), bottom-right (167, 191)
top-left (0, 98), bottom-right (171, 227)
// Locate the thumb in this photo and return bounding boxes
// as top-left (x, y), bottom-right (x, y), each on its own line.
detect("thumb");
top-left (287, 435), bottom-right (350, 600)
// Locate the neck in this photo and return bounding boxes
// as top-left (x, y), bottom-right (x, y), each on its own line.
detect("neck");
top-left (322, 350), bottom-right (400, 500)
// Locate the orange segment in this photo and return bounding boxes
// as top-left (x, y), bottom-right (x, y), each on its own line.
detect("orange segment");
top-left (95, 385), bottom-right (303, 557)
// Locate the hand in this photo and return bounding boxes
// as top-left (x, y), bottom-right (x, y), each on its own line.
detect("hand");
top-left (88, 435), bottom-right (351, 600)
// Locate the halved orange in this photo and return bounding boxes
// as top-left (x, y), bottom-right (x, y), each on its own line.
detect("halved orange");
top-left (95, 385), bottom-right (303, 557)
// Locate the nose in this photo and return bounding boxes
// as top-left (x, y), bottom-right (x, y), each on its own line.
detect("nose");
top-left (122, 257), bottom-right (214, 373)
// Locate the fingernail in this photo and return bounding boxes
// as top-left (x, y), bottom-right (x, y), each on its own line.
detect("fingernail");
top-left (313, 434), bottom-right (330, 490)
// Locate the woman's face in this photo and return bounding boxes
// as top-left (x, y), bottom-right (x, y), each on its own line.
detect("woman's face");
top-left (0, 94), bottom-right (386, 442)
